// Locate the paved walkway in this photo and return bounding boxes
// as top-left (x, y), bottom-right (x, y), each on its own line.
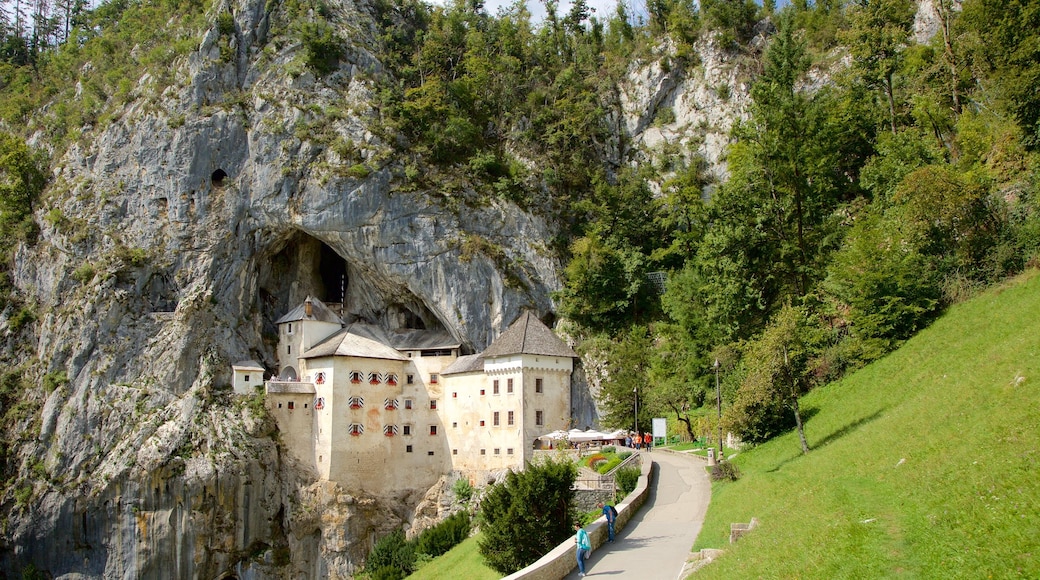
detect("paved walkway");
top-left (565, 450), bottom-right (711, 580)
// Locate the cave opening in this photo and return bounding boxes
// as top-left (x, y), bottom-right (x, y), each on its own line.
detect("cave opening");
top-left (211, 168), bottom-right (227, 187)
top-left (257, 230), bottom-right (446, 343)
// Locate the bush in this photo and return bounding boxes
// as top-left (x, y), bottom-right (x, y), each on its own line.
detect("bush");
top-left (42, 370), bottom-right (68, 393)
top-left (615, 466), bottom-right (641, 497)
top-left (710, 461), bottom-right (741, 482)
top-left (415, 511), bottom-right (470, 558)
top-left (451, 477), bottom-right (473, 502)
top-left (479, 458), bottom-right (577, 574)
top-left (72, 263), bottom-right (96, 284)
top-left (365, 529), bottom-right (415, 577)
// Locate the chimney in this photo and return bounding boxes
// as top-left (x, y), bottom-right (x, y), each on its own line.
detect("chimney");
top-left (304, 297), bottom-right (313, 318)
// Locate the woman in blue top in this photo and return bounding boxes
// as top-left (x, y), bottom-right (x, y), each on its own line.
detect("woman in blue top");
top-left (574, 522), bottom-right (591, 576)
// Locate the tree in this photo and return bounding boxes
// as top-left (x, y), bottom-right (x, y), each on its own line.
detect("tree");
top-left (842, 0), bottom-right (916, 134)
top-left (0, 132), bottom-right (47, 242)
top-left (479, 458), bottom-right (577, 574)
top-left (646, 323), bottom-right (706, 441)
top-left (592, 325), bottom-right (653, 431)
top-left (725, 304), bottom-right (814, 449)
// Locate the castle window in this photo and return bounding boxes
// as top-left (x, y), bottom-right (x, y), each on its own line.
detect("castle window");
top-left (480, 389), bottom-right (485, 395)
top-left (315, 397), bottom-right (325, 410)
top-left (480, 420), bottom-right (485, 426)
top-left (369, 372), bottom-right (381, 385)
top-left (349, 371), bottom-right (363, 384)
top-left (384, 425), bottom-right (398, 437)
top-left (287, 323), bottom-right (293, 334)
top-left (507, 448), bottom-right (514, 455)
top-left (288, 401), bottom-right (295, 410)
top-left (244, 374), bottom-right (250, 382)
top-left (278, 403), bottom-right (282, 409)
top-left (348, 396), bottom-right (364, 410)
top-left (452, 392), bottom-right (457, 398)
top-left (430, 374), bottom-right (439, 384)
top-left (493, 412), bottom-right (500, 426)
top-left (508, 411), bottom-right (514, 426)
top-left (407, 445), bottom-right (413, 453)
top-left (287, 345), bottom-right (291, 354)
top-left (405, 399), bottom-right (413, 409)
top-left (315, 372), bottom-right (325, 385)
top-left (429, 426), bottom-right (438, 435)
top-left (407, 374), bottom-right (414, 385)
top-left (386, 374), bottom-right (398, 386)
top-left (403, 425), bottom-right (412, 435)
top-left (507, 378), bottom-right (514, 393)
top-left (494, 448), bottom-right (500, 455)
top-left (535, 378), bottom-right (543, 393)
top-left (536, 410), bottom-right (543, 426)
top-left (480, 449), bottom-right (486, 455)
top-left (430, 400), bottom-right (437, 410)
top-left (493, 380), bottom-right (499, 395)
top-left (428, 451), bottom-right (435, 456)
top-left (384, 398), bottom-right (399, 410)
top-left (348, 423), bottom-right (364, 436)
top-left (453, 449), bottom-right (458, 455)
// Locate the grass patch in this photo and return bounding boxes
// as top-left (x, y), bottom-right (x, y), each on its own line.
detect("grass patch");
top-left (692, 271), bottom-right (1040, 578)
top-left (406, 533), bottom-right (500, 580)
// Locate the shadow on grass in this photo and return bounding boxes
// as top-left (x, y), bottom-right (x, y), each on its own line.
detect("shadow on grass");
top-left (766, 407), bottom-right (887, 473)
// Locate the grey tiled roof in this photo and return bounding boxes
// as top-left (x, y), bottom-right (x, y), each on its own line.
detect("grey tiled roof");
top-left (275, 296), bottom-right (344, 325)
top-left (442, 354), bottom-right (485, 375)
top-left (386, 328), bottom-right (460, 351)
top-left (232, 360), bottom-right (265, 371)
top-left (481, 311), bottom-right (577, 358)
top-left (266, 381), bottom-right (316, 394)
top-left (300, 324), bottom-right (409, 361)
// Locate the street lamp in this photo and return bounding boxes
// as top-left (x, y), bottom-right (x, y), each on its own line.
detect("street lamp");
top-left (714, 359), bottom-right (723, 461)
top-left (633, 386), bottom-right (638, 437)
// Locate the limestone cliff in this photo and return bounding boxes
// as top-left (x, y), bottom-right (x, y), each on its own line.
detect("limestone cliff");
top-left (0, 0), bottom-right (763, 576)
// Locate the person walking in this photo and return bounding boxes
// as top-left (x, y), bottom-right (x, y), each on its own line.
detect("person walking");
top-left (574, 522), bottom-right (591, 576)
top-left (598, 502), bottom-right (617, 542)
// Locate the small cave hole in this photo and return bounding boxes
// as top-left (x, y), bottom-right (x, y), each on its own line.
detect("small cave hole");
top-left (211, 169), bottom-right (228, 187)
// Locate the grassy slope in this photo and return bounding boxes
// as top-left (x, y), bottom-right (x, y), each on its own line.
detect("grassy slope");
top-left (693, 270), bottom-right (1040, 579)
top-left (407, 534), bottom-right (501, 580)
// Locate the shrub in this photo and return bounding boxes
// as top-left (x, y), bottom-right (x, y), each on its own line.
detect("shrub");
top-left (710, 461), bottom-right (741, 482)
top-left (345, 164), bottom-right (371, 179)
top-left (42, 370), bottom-right (68, 393)
top-left (300, 20), bottom-right (343, 76)
top-left (415, 511), bottom-right (470, 558)
top-left (615, 466), bottom-right (641, 497)
top-left (72, 263), bottom-right (96, 284)
top-left (451, 477), bottom-right (473, 502)
top-left (597, 456), bottom-right (622, 474)
top-left (216, 12), bottom-right (235, 36)
top-left (479, 458), bottom-right (577, 574)
top-left (365, 529), bottom-right (415, 577)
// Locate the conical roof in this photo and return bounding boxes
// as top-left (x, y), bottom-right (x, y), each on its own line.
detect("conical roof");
top-left (481, 311), bottom-right (577, 359)
top-left (275, 296), bottom-right (343, 325)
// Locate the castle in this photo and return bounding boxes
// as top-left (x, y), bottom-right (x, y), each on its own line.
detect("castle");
top-left (231, 297), bottom-right (576, 493)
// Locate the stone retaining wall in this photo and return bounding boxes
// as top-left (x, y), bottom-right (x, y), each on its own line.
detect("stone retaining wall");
top-left (501, 455), bottom-right (654, 580)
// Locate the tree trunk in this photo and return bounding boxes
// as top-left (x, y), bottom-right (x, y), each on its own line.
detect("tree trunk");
top-left (793, 394), bottom-right (809, 454)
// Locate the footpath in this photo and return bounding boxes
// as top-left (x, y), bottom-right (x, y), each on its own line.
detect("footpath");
top-left (564, 449), bottom-right (711, 580)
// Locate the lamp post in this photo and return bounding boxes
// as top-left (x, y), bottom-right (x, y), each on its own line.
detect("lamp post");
top-left (714, 358), bottom-right (723, 461)
top-left (633, 386), bottom-right (639, 440)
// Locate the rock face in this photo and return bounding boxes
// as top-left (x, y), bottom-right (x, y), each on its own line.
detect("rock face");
top-left (0, 0), bottom-right (765, 577)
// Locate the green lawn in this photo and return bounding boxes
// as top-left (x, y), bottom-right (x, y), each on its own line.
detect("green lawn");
top-left (407, 533), bottom-right (501, 580)
top-left (692, 270), bottom-right (1040, 578)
